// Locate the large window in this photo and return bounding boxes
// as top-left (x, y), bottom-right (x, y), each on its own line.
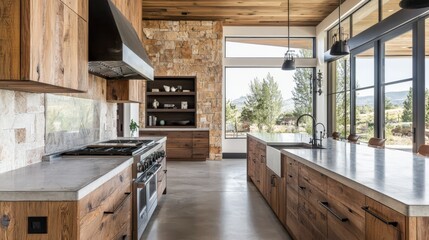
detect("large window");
top-left (328, 57), bottom-right (350, 139)
top-left (328, 9), bottom-right (429, 152)
top-left (382, 30), bottom-right (413, 150)
top-left (352, 0), bottom-right (379, 37)
top-left (225, 68), bottom-right (314, 138)
top-left (354, 47), bottom-right (375, 142)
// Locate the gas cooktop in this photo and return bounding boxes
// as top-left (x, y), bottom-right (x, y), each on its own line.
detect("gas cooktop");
top-left (62, 139), bottom-right (155, 156)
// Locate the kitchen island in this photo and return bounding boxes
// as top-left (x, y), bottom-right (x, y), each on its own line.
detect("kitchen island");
top-left (248, 133), bottom-right (429, 240)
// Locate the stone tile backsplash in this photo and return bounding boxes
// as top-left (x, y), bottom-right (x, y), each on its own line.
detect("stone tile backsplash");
top-left (0, 89), bottom-right (117, 174)
top-left (0, 90), bottom-right (45, 173)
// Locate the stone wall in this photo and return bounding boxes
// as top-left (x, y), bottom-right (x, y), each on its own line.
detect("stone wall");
top-left (0, 75), bottom-right (117, 174)
top-left (141, 21), bottom-right (223, 160)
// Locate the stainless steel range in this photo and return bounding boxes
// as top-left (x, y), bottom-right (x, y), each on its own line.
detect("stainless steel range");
top-left (62, 138), bottom-right (166, 240)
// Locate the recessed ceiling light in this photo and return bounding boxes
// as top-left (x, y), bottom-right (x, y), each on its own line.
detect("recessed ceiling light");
top-left (388, 9), bottom-right (394, 12)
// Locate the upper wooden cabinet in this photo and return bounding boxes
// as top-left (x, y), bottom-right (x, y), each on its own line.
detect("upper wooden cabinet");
top-left (0, 0), bottom-right (88, 93)
top-left (107, 80), bottom-right (142, 103)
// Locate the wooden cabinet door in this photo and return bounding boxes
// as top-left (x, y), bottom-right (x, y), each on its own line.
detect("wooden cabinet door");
top-left (364, 197), bottom-right (406, 240)
top-left (29, 0), bottom-right (88, 92)
top-left (326, 178), bottom-right (365, 240)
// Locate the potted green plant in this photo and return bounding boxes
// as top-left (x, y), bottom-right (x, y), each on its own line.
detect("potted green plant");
top-left (129, 119), bottom-right (139, 137)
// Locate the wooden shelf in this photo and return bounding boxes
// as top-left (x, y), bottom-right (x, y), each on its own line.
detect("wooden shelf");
top-left (147, 109), bottom-right (196, 113)
top-left (146, 76), bottom-right (197, 128)
top-left (145, 125), bottom-right (196, 128)
top-left (147, 92), bottom-right (195, 96)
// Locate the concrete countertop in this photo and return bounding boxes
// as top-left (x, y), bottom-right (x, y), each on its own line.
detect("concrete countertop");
top-left (248, 133), bottom-right (429, 217)
top-left (0, 156), bottom-right (133, 201)
top-left (0, 137), bottom-right (167, 202)
top-left (140, 128), bottom-right (209, 131)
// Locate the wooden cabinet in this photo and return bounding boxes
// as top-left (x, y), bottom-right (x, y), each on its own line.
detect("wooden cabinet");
top-left (107, 80), bottom-right (142, 103)
top-left (142, 130), bottom-right (209, 160)
top-left (0, 166), bottom-right (132, 240)
top-left (326, 178), bottom-right (365, 240)
top-left (78, 166), bottom-right (132, 240)
top-left (0, 0), bottom-right (88, 93)
top-left (298, 164), bottom-right (328, 239)
top-left (266, 168), bottom-right (281, 216)
top-left (364, 197), bottom-right (406, 240)
top-left (146, 77), bottom-right (197, 128)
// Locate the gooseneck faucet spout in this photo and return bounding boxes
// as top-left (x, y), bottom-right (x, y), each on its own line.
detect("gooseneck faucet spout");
top-left (296, 114), bottom-right (317, 146)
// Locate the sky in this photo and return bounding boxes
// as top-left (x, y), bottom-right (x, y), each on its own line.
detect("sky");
top-left (225, 41), bottom-right (429, 101)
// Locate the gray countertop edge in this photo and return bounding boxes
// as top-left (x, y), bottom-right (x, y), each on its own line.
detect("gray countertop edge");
top-left (140, 128), bottom-right (209, 131)
top-left (280, 150), bottom-right (422, 217)
top-left (0, 158), bottom-right (133, 201)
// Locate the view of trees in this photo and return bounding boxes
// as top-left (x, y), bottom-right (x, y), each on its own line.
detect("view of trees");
top-left (225, 53), bottom-right (314, 138)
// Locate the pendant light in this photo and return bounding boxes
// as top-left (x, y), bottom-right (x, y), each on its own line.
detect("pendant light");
top-left (400, 0), bottom-right (429, 9)
top-left (330, 0), bottom-right (350, 56)
top-left (282, 0), bottom-right (296, 70)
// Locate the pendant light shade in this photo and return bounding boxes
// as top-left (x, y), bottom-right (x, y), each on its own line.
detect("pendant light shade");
top-left (400, 0), bottom-right (429, 9)
top-left (282, 55), bottom-right (296, 70)
top-left (282, 0), bottom-right (295, 71)
top-left (329, 0), bottom-right (350, 56)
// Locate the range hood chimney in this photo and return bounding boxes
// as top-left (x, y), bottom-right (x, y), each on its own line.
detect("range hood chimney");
top-left (88, 0), bottom-right (154, 80)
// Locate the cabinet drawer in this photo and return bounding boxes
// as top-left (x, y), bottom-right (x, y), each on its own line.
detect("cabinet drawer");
top-left (299, 163), bottom-right (327, 193)
top-left (298, 175), bottom-right (328, 213)
top-left (327, 178), bottom-right (365, 240)
top-left (286, 157), bottom-right (298, 176)
top-left (364, 197), bottom-right (406, 240)
top-left (286, 209), bottom-right (300, 240)
top-left (193, 131), bottom-right (209, 138)
top-left (101, 193), bottom-right (132, 240)
top-left (193, 138), bottom-right (209, 148)
top-left (286, 186), bottom-right (299, 218)
top-left (298, 197), bottom-right (328, 238)
top-left (169, 140), bottom-right (193, 148)
top-left (285, 167), bottom-right (298, 192)
top-left (167, 148), bottom-right (192, 159)
top-left (79, 166), bottom-right (132, 239)
top-left (167, 131), bottom-right (193, 139)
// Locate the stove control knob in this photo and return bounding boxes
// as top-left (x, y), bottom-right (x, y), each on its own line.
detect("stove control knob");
top-left (137, 162), bottom-right (143, 172)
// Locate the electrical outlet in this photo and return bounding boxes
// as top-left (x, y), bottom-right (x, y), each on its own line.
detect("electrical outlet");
top-left (28, 216), bottom-right (47, 234)
top-left (200, 117), bottom-right (207, 123)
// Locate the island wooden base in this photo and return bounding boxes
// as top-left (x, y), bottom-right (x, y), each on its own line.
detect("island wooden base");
top-left (247, 136), bottom-right (429, 240)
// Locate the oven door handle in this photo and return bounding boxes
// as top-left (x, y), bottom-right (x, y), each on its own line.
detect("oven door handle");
top-left (135, 165), bottom-right (162, 188)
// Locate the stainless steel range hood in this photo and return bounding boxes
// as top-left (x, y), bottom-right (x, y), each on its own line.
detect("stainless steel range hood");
top-left (88, 0), bottom-right (154, 80)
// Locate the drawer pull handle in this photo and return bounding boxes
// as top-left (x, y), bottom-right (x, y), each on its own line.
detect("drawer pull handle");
top-left (319, 201), bottom-right (348, 222)
top-left (362, 206), bottom-right (398, 227)
top-left (288, 175), bottom-right (293, 178)
top-left (299, 186), bottom-right (306, 190)
top-left (104, 192), bottom-right (131, 215)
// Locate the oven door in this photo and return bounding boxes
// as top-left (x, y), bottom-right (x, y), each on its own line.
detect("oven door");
top-left (135, 165), bottom-right (161, 239)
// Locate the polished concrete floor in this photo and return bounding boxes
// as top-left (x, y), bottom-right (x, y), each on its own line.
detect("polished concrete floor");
top-left (141, 159), bottom-right (292, 240)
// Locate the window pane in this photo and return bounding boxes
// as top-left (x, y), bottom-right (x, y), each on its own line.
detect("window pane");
top-left (355, 48), bottom-right (375, 89)
top-left (425, 18), bottom-right (429, 144)
top-left (352, 0), bottom-right (379, 37)
top-left (384, 81), bottom-right (413, 150)
top-left (384, 30), bottom-right (413, 83)
top-left (225, 68), bottom-right (313, 138)
top-left (332, 92), bottom-right (350, 138)
top-left (356, 88), bottom-right (375, 142)
top-left (382, 0), bottom-right (401, 20)
top-left (225, 38), bottom-right (313, 58)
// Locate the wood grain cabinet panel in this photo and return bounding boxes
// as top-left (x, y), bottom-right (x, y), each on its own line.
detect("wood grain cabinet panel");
top-left (364, 197), bottom-right (406, 240)
top-left (0, 166), bottom-right (132, 240)
top-left (326, 178), bottom-right (365, 240)
top-left (142, 130), bottom-right (209, 160)
top-left (61, 0), bottom-right (88, 20)
top-left (0, 0), bottom-right (88, 93)
top-left (78, 166), bottom-right (132, 240)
